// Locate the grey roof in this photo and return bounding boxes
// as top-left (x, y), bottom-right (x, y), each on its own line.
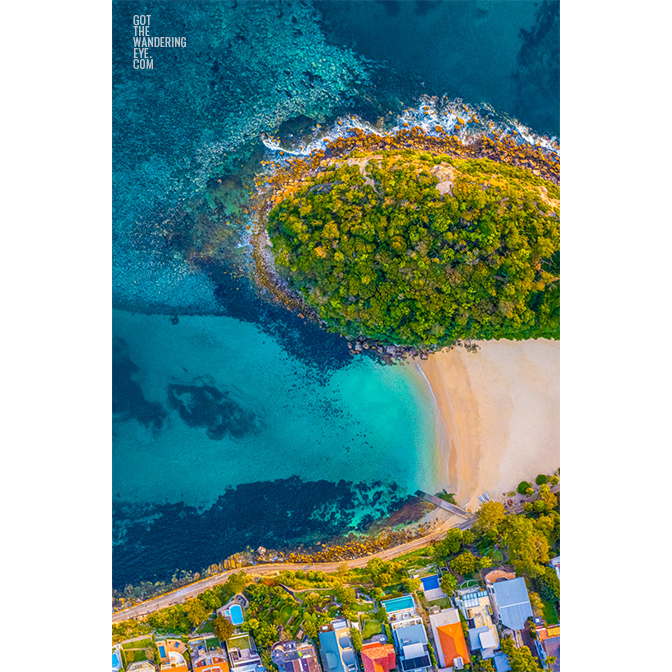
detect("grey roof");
top-left (394, 623), bottom-right (427, 648)
top-left (491, 578), bottom-right (533, 630)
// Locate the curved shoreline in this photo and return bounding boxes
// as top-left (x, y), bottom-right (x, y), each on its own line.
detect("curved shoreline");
top-left (416, 339), bottom-right (560, 511)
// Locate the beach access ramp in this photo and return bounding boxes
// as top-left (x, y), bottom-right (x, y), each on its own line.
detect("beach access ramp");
top-left (415, 490), bottom-right (470, 519)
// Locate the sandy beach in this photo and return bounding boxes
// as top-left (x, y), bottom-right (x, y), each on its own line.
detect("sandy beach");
top-left (417, 339), bottom-right (559, 511)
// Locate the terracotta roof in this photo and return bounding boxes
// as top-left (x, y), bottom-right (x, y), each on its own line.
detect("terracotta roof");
top-left (361, 643), bottom-right (396, 672)
top-left (436, 622), bottom-right (470, 667)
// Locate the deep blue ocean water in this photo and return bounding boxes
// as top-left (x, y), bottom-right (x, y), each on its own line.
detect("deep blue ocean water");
top-left (112, 0), bottom-right (559, 590)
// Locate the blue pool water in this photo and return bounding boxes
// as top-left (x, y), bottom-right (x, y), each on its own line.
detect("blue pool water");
top-left (421, 575), bottom-right (441, 591)
top-left (227, 604), bottom-right (245, 625)
top-left (159, 646), bottom-right (166, 658)
top-left (382, 595), bottom-right (415, 613)
top-left (112, 652), bottom-right (120, 668)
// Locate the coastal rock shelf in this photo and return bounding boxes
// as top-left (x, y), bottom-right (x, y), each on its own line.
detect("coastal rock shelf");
top-left (250, 127), bottom-right (559, 353)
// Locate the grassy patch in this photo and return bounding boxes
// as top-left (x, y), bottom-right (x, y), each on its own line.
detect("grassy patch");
top-left (353, 602), bottom-right (374, 613)
top-left (121, 638), bottom-right (153, 650)
top-left (295, 589), bottom-right (335, 599)
top-left (204, 636), bottom-right (221, 650)
top-left (361, 619), bottom-right (383, 641)
top-left (541, 599), bottom-right (559, 625)
top-left (279, 604), bottom-right (294, 625)
top-left (195, 619), bottom-right (215, 635)
top-left (394, 548), bottom-right (433, 563)
top-left (427, 597), bottom-right (449, 608)
top-left (228, 634), bottom-right (252, 649)
top-left (121, 647), bottom-right (149, 667)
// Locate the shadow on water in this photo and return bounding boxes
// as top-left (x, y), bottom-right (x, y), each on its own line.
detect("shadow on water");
top-left (112, 476), bottom-right (411, 589)
top-left (206, 260), bottom-right (357, 378)
top-left (113, 338), bottom-right (167, 432)
top-left (167, 381), bottom-right (261, 440)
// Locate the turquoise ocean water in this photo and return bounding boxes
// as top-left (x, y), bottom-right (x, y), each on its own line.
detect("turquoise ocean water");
top-left (112, 0), bottom-right (558, 589)
top-left (113, 309), bottom-right (439, 509)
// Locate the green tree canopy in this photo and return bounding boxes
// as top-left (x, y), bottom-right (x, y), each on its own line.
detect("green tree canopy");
top-left (517, 481), bottom-right (534, 495)
top-left (350, 627), bottom-right (363, 652)
top-left (213, 615), bottom-right (236, 641)
top-left (226, 570), bottom-right (249, 595)
top-left (267, 152), bottom-right (559, 347)
top-left (440, 572), bottom-right (457, 597)
top-left (184, 597), bottom-right (209, 628)
top-left (473, 501), bottom-right (507, 539)
top-left (535, 566), bottom-right (560, 603)
top-left (503, 515), bottom-right (551, 578)
top-left (450, 551), bottom-right (477, 576)
top-left (500, 637), bottom-right (543, 672)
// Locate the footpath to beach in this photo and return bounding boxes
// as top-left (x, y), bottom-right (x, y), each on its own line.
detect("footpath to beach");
top-left (418, 338), bottom-right (560, 511)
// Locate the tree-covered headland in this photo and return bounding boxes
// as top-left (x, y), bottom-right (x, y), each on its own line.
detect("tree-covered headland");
top-left (264, 149), bottom-right (559, 349)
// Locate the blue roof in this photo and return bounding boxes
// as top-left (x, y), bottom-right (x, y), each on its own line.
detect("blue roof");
top-left (493, 651), bottom-right (512, 672)
top-left (492, 578), bottom-right (532, 630)
top-left (319, 630), bottom-right (345, 672)
top-left (467, 627), bottom-right (490, 652)
top-left (394, 623), bottom-right (427, 648)
top-left (319, 627), bottom-right (359, 672)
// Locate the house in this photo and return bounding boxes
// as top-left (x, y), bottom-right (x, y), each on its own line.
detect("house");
top-left (381, 595), bottom-right (431, 672)
top-left (467, 627), bottom-right (497, 660)
top-left (487, 577), bottom-right (533, 631)
top-left (393, 623), bottom-right (431, 672)
top-left (419, 575), bottom-right (446, 603)
top-left (271, 640), bottom-right (322, 672)
top-left (190, 639), bottom-right (230, 672)
top-left (226, 634), bottom-right (266, 672)
top-left (319, 620), bottom-right (359, 672)
top-left (428, 608), bottom-right (470, 671)
top-left (361, 642), bottom-right (396, 672)
top-left (157, 638), bottom-right (190, 671)
top-left (534, 625), bottom-right (560, 671)
top-left (453, 588), bottom-right (499, 652)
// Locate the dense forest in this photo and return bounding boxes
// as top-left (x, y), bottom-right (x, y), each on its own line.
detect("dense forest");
top-left (266, 151), bottom-right (559, 347)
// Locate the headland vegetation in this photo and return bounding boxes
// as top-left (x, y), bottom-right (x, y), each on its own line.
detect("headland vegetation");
top-left (244, 110), bottom-right (560, 512)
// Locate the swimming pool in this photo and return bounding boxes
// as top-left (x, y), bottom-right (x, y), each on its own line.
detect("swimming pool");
top-left (112, 652), bottom-right (120, 669)
top-left (159, 645), bottom-right (166, 658)
top-left (226, 603), bottom-right (245, 625)
top-left (382, 595), bottom-right (414, 613)
top-left (421, 575), bottom-right (440, 591)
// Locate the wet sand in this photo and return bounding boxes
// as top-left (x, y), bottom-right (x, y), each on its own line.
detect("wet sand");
top-left (417, 339), bottom-right (559, 511)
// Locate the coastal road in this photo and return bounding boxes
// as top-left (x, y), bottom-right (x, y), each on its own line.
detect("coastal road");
top-left (112, 517), bottom-right (467, 623)
top-left (113, 487), bottom-right (557, 623)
